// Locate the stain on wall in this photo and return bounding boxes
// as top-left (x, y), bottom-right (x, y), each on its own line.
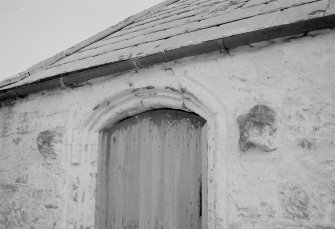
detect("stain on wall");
top-left (36, 129), bottom-right (63, 162)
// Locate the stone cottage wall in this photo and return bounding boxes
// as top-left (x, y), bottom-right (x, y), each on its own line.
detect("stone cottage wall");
top-left (0, 29), bottom-right (335, 229)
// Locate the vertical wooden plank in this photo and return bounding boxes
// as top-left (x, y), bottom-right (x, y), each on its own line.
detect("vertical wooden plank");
top-left (107, 128), bottom-right (118, 229)
top-left (151, 111), bottom-right (167, 229)
top-left (194, 118), bottom-right (201, 229)
top-left (102, 130), bottom-right (111, 229)
top-left (95, 131), bottom-right (102, 229)
top-left (126, 116), bottom-right (140, 229)
top-left (162, 112), bottom-right (170, 229)
top-left (116, 123), bottom-right (126, 229)
top-left (168, 112), bottom-right (177, 229)
top-left (139, 116), bottom-right (152, 229)
top-left (123, 120), bottom-right (131, 229)
top-left (109, 126), bottom-right (121, 229)
top-left (185, 116), bottom-right (192, 229)
top-left (150, 113), bottom-right (158, 229)
top-left (96, 131), bottom-right (106, 229)
top-left (139, 116), bottom-right (146, 229)
top-left (135, 116), bottom-right (141, 229)
top-left (124, 119), bottom-right (132, 229)
top-left (186, 115), bottom-right (195, 229)
top-left (173, 111), bottom-right (181, 229)
top-left (188, 120), bottom-right (197, 229)
top-left (201, 123), bottom-right (208, 229)
top-left (135, 116), bottom-right (142, 229)
top-left (176, 111), bottom-right (188, 229)
top-left (195, 120), bottom-right (202, 229)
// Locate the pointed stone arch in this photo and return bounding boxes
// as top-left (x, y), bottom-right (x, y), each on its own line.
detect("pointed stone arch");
top-left (77, 76), bottom-right (228, 229)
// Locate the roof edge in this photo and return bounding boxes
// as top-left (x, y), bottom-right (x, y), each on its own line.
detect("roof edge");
top-left (1, 0), bottom-right (181, 87)
top-left (1, 14), bottom-right (335, 102)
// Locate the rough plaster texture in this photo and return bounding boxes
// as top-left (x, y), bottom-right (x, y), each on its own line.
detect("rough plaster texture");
top-left (1, 29), bottom-right (335, 229)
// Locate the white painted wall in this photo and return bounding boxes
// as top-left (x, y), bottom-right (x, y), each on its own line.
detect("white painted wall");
top-left (0, 29), bottom-right (335, 229)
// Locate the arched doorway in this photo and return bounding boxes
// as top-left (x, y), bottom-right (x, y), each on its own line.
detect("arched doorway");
top-left (97, 109), bottom-right (207, 229)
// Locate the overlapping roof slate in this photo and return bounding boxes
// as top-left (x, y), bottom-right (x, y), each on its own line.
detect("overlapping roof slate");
top-left (1, 0), bottom-right (335, 99)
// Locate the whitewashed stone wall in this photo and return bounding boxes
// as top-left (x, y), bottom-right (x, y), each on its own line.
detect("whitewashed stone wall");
top-left (0, 29), bottom-right (335, 229)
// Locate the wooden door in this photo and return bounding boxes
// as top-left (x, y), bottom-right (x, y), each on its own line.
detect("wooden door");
top-left (97, 109), bottom-right (207, 229)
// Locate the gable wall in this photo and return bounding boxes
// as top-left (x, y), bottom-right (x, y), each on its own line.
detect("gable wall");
top-left (0, 29), bottom-right (335, 229)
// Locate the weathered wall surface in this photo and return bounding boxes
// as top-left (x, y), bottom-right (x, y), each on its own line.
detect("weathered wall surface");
top-left (0, 29), bottom-right (335, 229)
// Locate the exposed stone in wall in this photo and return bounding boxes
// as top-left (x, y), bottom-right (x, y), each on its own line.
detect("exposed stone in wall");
top-left (1, 102), bottom-right (15, 137)
top-left (0, 185), bottom-right (58, 229)
top-left (280, 185), bottom-right (310, 220)
top-left (237, 104), bottom-right (277, 152)
top-left (0, 102), bottom-right (63, 228)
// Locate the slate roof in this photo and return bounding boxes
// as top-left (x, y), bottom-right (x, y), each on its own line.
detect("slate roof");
top-left (1, 0), bottom-right (335, 99)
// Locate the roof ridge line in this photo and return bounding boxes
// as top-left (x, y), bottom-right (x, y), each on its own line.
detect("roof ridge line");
top-left (23, 0), bottom-right (181, 76)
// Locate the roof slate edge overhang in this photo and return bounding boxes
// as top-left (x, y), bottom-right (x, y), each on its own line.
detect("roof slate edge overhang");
top-left (29, 0), bottom-right (181, 75)
top-left (1, 14), bottom-right (335, 102)
top-left (0, 0), bottom-right (180, 90)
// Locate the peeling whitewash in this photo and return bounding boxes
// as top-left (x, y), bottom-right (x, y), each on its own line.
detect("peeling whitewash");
top-left (1, 29), bottom-right (335, 229)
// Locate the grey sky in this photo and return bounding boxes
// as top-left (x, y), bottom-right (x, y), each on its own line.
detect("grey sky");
top-left (0, 0), bottom-right (162, 81)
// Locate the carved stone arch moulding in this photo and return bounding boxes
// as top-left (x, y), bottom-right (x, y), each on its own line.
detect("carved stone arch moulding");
top-left (78, 77), bottom-right (228, 229)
